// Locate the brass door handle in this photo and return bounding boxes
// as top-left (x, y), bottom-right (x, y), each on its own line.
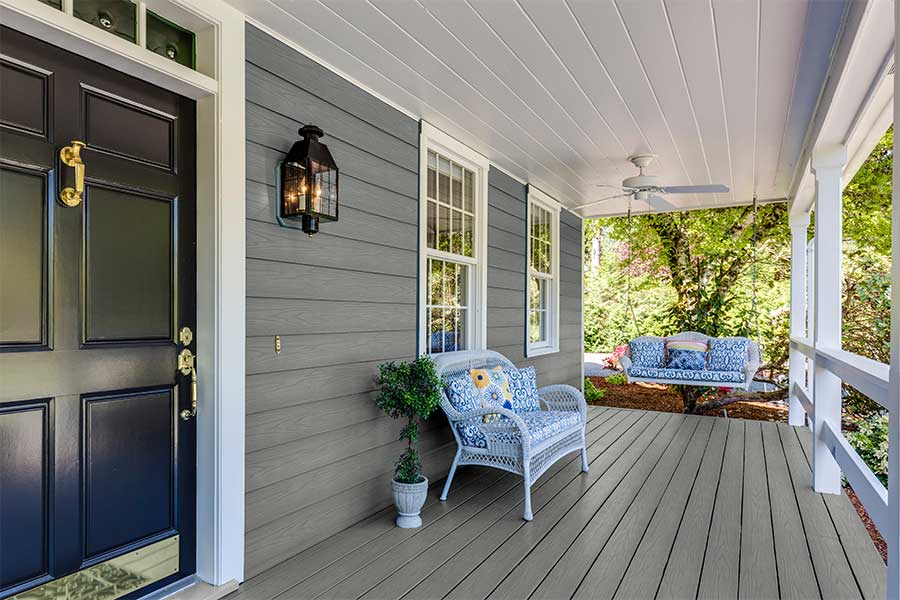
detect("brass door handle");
top-left (60, 141), bottom-right (86, 207)
top-left (177, 349), bottom-right (197, 421)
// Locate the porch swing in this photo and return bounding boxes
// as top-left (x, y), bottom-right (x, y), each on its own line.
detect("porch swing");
top-left (618, 196), bottom-right (762, 390)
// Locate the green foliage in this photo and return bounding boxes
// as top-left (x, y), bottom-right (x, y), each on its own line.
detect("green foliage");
top-left (376, 356), bottom-right (442, 484)
top-left (584, 378), bottom-right (606, 403)
top-left (845, 414), bottom-right (889, 487)
top-left (604, 373), bottom-right (627, 386)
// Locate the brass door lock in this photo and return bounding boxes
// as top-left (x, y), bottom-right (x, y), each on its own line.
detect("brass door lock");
top-left (177, 349), bottom-right (197, 421)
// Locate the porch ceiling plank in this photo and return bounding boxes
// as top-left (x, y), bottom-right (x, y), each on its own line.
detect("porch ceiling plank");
top-left (710, 0), bottom-right (759, 208)
top-left (233, 1), bottom-right (885, 216)
top-left (277, 408), bottom-right (618, 600)
top-left (737, 420), bottom-right (779, 599)
top-left (778, 419), bottom-right (864, 600)
top-left (696, 418), bottom-right (745, 600)
top-left (575, 416), bottom-right (715, 600)
top-left (654, 417), bottom-right (729, 600)
top-left (760, 421), bottom-right (819, 600)
top-left (614, 0), bottom-right (719, 199)
top-left (565, 0), bottom-right (696, 194)
top-left (794, 427), bottom-right (888, 600)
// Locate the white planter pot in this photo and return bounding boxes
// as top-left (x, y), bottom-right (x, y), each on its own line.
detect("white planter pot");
top-left (392, 476), bottom-right (428, 528)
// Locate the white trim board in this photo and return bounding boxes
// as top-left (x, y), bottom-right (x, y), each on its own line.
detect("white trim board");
top-left (0, 0), bottom-right (247, 586)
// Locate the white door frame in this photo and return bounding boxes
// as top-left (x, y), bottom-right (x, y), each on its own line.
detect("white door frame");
top-left (0, 0), bottom-right (247, 586)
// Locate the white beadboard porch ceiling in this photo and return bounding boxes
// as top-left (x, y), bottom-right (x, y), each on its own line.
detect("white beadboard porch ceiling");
top-left (231, 0), bottom-right (851, 217)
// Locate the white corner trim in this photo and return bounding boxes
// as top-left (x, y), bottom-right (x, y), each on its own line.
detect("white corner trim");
top-left (418, 121), bottom-right (490, 354)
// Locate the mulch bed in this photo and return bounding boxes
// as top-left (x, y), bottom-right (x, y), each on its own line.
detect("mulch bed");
top-left (586, 375), bottom-right (887, 563)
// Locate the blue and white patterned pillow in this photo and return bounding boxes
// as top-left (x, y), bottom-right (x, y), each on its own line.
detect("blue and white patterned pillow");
top-left (629, 340), bottom-right (665, 368)
top-left (707, 338), bottom-right (749, 372)
top-left (444, 375), bottom-right (480, 413)
top-left (505, 366), bottom-right (541, 413)
top-left (455, 422), bottom-right (487, 448)
top-left (667, 348), bottom-right (706, 370)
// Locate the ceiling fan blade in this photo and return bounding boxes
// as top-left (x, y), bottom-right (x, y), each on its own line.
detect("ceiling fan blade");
top-left (660, 184), bottom-right (729, 194)
top-left (647, 195), bottom-right (676, 212)
top-left (573, 193), bottom-right (631, 211)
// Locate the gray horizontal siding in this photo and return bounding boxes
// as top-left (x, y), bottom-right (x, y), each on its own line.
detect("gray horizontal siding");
top-left (486, 168), bottom-right (583, 387)
top-left (244, 24), bottom-right (450, 579)
top-left (244, 26), bottom-right (583, 581)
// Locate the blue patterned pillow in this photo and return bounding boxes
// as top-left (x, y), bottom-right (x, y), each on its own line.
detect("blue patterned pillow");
top-left (455, 422), bottom-right (487, 448)
top-left (505, 366), bottom-right (541, 413)
top-left (629, 340), bottom-right (665, 368)
top-left (708, 339), bottom-right (749, 372)
top-left (444, 375), bottom-right (480, 413)
top-left (667, 349), bottom-right (706, 370)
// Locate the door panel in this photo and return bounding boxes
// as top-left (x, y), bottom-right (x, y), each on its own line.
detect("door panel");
top-left (84, 185), bottom-right (174, 344)
top-left (83, 389), bottom-right (175, 559)
top-left (0, 401), bottom-right (51, 591)
top-left (82, 86), bottom-right (175, 171)
top-left (0, 165), bottom-right (51, 348)
top-left (0, 57), bottom-right (51, 138)
top-left (0, 24), bottom-right (196, 599)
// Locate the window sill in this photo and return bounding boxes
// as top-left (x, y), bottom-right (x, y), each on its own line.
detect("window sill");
top-left (526, 345), bottom-right (559, 358)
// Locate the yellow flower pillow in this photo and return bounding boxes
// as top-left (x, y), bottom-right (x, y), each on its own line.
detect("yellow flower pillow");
top-left (469, 366), bottom-right (513, 423)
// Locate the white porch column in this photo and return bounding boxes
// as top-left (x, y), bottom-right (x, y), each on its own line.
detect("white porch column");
top-left (886, 8), bottom-right (900, 596)
top-left (788, 211), bottom-right (810, 426)
top-left (811, 143), bottom-right (847, 495)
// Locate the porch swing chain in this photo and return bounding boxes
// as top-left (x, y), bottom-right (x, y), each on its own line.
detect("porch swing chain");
top-left (626, 198), bottom-right (639, 337)
top-left (751, 193), bottom-right (760, 347)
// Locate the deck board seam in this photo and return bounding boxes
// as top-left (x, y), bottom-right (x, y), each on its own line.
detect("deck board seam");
top-left (572, 416), bottom-right (703, 599)
top-left (611, 417), bottom-right (715, 600)
top-left (448, 411), bottom-right (667, 600)
top-left (535, 414), bottom-right (692, 599)
top-left (438, 410), bottom-right (665, 600)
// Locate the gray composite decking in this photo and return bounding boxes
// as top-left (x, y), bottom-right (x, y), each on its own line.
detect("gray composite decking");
top-left (227, 407), bottom-right (886, 600)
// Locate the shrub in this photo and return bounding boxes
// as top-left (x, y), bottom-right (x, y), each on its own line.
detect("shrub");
top-left (376, 356), bottom-right (442, 484)
top-left (846, 414), bottom-right (889, 487)
top-left (584, 378), bottom-right (606, 403)
top-left (604, 373), bottom-right (627, 386)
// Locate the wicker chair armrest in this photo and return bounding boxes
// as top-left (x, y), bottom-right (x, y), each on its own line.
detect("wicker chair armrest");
top-left (744, 358), bottom-right (761, 384)
top-left (620, 355), bottom-right (633, 371)
top-left (453, 407), bottom-right (534, 457)
top-left (538, 384), bottom-right (587, 423)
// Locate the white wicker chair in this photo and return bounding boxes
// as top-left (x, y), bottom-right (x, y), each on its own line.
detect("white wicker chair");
top-left (431, 350), bottom-right (588, 521)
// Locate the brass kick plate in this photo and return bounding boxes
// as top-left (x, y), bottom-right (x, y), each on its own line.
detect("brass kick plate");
top-left (12, 535), bottom-right (179, 600)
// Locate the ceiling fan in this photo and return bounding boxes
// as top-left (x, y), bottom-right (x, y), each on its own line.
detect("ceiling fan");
top-left (574, 154), bottom-right (729, 212)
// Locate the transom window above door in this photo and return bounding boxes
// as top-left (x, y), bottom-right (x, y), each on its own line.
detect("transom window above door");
top-left (419, 123), bottom-right (488, 355)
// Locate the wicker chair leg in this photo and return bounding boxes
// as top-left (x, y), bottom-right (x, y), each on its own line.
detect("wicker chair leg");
top-left (440, 449), bottom-right (462, 501)
top-left (522, 468), bottom-right (533, 521)
top-left (581, 446), bottom-right (589, 473)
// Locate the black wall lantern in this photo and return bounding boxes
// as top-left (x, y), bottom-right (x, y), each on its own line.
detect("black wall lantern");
top-left (277, 125), bottom-right (339, 235)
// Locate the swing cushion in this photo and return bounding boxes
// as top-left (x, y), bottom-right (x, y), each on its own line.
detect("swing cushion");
top-left (708, 339), bottom-right (750, 372)
top-left (665, 340), bottom-right (708, 370)
top-left (628, 366), bottom-right (746, 384)
top-left (629, 340), bottom-right (666, 368)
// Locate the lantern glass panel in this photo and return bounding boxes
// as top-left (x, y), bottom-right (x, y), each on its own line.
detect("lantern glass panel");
top-left (310, 159), bottom-right (338, 221)
top-left (282, 160), bottom-right (307, 219)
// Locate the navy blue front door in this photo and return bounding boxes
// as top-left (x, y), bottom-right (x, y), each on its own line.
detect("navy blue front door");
top-left (0, 25), bottom-right (196, 599)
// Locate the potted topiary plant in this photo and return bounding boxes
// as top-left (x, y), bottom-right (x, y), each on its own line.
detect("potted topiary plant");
top-left (376, 355), bottom-right (442, 528)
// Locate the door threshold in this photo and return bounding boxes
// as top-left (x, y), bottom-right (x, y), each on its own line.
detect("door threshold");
top-left (147, 577), bottom-right (239, 600)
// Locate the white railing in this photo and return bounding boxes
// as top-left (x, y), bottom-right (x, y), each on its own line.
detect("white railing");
top-left (789, 336), bottom-right (891, 566)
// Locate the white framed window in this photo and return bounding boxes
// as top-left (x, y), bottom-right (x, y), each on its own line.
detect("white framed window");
top-left (527, 185), bottom-right (561, 356)
top-left (418, 122), bottom-right (488, 355)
